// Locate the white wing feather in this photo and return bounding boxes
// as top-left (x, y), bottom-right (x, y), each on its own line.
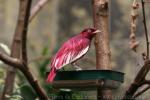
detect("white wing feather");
top-left (55, 46), bottom-right (89, 69)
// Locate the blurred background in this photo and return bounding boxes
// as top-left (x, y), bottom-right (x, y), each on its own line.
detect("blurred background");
top-left (0, 0), bottom-right (150, 99)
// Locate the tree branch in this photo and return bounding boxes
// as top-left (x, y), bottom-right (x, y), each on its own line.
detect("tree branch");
top-left (144, 80), bottom-right (150, 85)
top-left (1, 0), bottom-right (49, 99)
top-left (133, 85), bottom-right (150, 98)
top-left (122, 0), bottom-right (150, 99)
top-left (19, 65), bottom-right (49, 99)
top-left (122, 60), bottom-right (150, 100)
top-left (19, 0), bottom-right (49, 99)
top-left (21, 0), bottom-right (32, 65)
top-left (0, 51), bottom-right (49, 99)
top-left (141, 0), bottom-right (149, 59)
top-left (0, 51), bottom-right (22, 67)
top-left (1, 0), bottom-right (29, 98)
top-left (29, 0), bottom-right (50, 22)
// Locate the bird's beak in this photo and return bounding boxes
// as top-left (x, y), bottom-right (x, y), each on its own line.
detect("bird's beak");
top-left (93, 29), bottom-right (101, 33)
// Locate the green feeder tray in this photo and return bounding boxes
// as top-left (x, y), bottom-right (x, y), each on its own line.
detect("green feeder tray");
top-left (47, 70), bottom-right (124, 90)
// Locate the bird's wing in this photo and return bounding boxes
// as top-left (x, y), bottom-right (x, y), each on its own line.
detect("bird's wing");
top-left (51, 37), bottom-right (90, 70)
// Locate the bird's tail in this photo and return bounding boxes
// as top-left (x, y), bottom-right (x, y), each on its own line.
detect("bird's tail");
top-left (47, 67), bottom-right (56, 83)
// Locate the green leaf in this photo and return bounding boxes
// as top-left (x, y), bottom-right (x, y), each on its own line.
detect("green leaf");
top-left (20, 85), bottom-right (37, 100)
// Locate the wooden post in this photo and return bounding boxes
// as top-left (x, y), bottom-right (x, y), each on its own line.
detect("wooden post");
top-left (92, 0), bottom-right (112, 100)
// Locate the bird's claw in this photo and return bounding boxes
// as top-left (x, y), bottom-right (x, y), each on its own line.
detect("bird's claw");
top-left (76, 67), bottom-right (82, 71)
top-left (72, 63), bottom-right (82, 71)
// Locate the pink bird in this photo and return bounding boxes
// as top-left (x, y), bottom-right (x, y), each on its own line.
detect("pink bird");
top-left (47, 28), bottom-right (100, 83)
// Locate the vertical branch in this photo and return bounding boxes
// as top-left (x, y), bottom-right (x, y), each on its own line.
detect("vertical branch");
top-left (20, 1), bottom-right (49, 99)
top-left (22, 0), bottom-right (32, 65)
top-left (92, 0), bottom-right (111, 100)
top-left (141, 0), bottom-right (149, 59)
top-left (1, 0), bottom-right (27, 99)
top-left (2, 0), bottom-right (28, 100)
top-left (1, 0), bottom-right (49, 99)
top-left (93, 0), bottom-right (111, 70)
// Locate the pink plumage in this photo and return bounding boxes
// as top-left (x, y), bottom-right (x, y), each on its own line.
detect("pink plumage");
top-left (47, 28), bottom-right (100, 83)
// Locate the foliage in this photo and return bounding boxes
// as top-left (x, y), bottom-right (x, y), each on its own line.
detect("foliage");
top-left (20, 85), bottom-right (37, 100)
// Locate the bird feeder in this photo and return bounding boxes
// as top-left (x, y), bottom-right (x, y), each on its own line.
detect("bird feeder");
top-left (47, 70), bottom-right (124, 91)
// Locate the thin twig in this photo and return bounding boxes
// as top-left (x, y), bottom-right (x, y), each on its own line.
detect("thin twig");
top-left (141, 0), bottom-right (149, 59)
top-left (133, 85), bottom-right (150, 98)
top-left (29, 0), bottom-right (50, 22)
top-left (22, 0), bottom-right (32, 65)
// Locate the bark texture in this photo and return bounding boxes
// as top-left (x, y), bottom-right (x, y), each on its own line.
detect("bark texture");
top-left (92, 0), bottom-right (112, 100)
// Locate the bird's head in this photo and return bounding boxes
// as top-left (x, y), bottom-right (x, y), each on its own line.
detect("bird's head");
top-left (80, 28), bottom-right (100, 39)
